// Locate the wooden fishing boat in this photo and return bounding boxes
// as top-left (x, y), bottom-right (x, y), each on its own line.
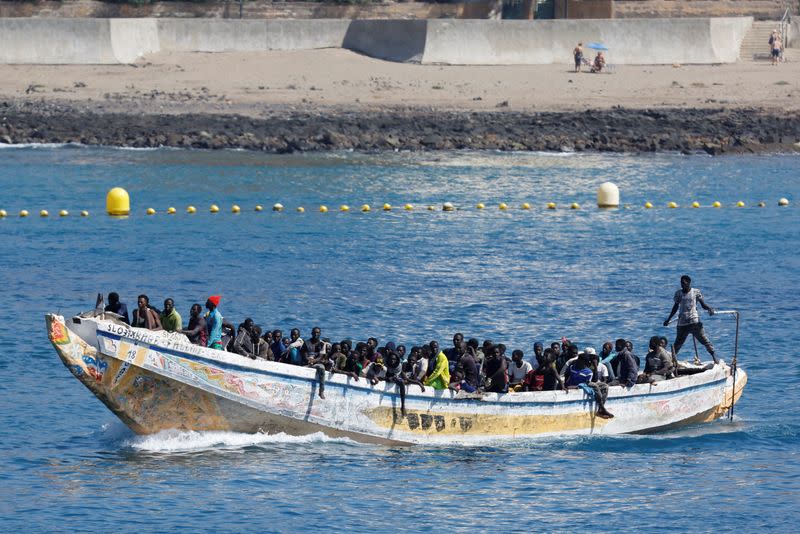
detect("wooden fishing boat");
top-left (46, 311), bottom-right (746, 445)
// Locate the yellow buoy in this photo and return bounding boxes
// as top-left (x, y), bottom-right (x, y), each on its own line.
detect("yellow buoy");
top-left (39, 209), bottom-right (49, 217)
top-left (442, 202), bottom-right (455, 212)
top-left (19, 210), bottom-right (29, 217)
top-left (254, 205), bottom-right (263, 212)
top-left (427, 205), bottom-right (435, 211)
top-left (231, 205), bottom-right (241, 214)
top-left (668, 202), bottom-right (678, 209)
top-left (691, 201), bottom-right (700, 208)
top-left (146, 208), bottom-right (156, 215)
top-left (106, 187), bottom-right (130, 216)
top-left (187, 206), bottom-right (196, 214)
top-left (736, 201), bottom-right (745, 208)
top-left (499, 203), bottom-right (508, 210)
top-left (476, 203), bottom-right (485, 210)
top-left (296, 207), bottom-right (305, 213)
top-left (210, 204), bottom-right (220, 213)
top-left (273, 203), bottom-right (284, 212)
top-left (757, 201), bottom-right (766, 208)
top-left (80, 210), bottom-right (89, 217)
top-left (404, 204), bottom-right (414, 211)
top-left (547, 202), bottom-right (556, 210)
top-left (0, 209), bottom-right (6, 218)
top-left (59, 209), bottom-right (69, 217)
top-left (382, 203), bottom-right (392, 211)
top-left (361, 204), bottom-right (371, 212)
top-left (521, 203), bottom-right (531, 210)
top-left (597, 182), bottom-right (620, 208)
top-left (644, 202), bottom-right (653, 209)
top-left (570, 202), bottom-right (580, 210)
top-left (778, 197), bottom-right (789, 206)
top-left (712, 201), bottom-right (721, 208)
top-left (340, 205), bottom-right (350, 212)
top-left (167, 207), bottom-right (176, 215)
top-left (319, 205), bottom-right (328, 213)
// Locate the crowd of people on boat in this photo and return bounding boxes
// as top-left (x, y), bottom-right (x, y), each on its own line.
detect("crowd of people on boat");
top-left (102, 275), bottom-right (718, 420)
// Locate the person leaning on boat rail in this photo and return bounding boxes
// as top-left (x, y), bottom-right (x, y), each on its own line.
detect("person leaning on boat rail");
top-left (132, 294), bottom-right (162, 331)
top-left (159, 298), bottom-right (183, 332)
top-left (664, 275), bottom-right (718, 363)
top-left (104, 292), bottom-right (129, 325)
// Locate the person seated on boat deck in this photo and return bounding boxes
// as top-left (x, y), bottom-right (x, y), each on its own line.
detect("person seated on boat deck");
top-left (282, 328), bottom-right (304, 365)
top-left (233, 323), bottom-right (268, 360)
top-left (524, 348), bottom-right (564, 391)
top-left (444, 332), bottom-right (464, 372)
top-left (367, 337), bottom-right (379, 352)
top-left (509, 349), bottom-right (533, 392)
top-left (364, 357), bottom-right (387, 385)
top-left (396, 344), bottom-right (406, 362)
top-left (333, 343), bottom-right (361, 381)
top-left (458, 343), bottom-right (480, 391)
top-left (269, 330), bottom-right (285, 361)
top-left (232, 318), bottom-right (254, 352)
top-left (105, 292), bottom-right (130, 325)
top-left (301, 327), bottom-right (324, 363)
top-left (423, 343), bottom-right (451, 390)
top-left (306, 345), bottom-right (333, 399)
top-left (221, 321), bottom-right (237, 351)
top-left (180, 303), bottom-right (208, 346)
top-left (599, 341), bottom-right (616, 381)
top-left (399, 347), bottom-right (426, 392)
top-left (615, 338), bottom-right (638, 388)
top-left (565, 352), bottom-right (593, 388)
top-left (644, 335), bottom-right (674, 381)
top-left (585, 352), bottom-right (614, 418)
top-left (383, 346), bottom-right (403, 380)
top-left (159, 298), bottom-right (183, 332)
top-left (559, 344), bottom-right (581, 378)
top-left (468, 338), bottom-right (483, 368)
top-left (132, 294), bottom-right (162, 331)
top-left (530, 342), bottom-right (544, 370)
top-left (483, 346), bottom-right (508, 393)
top-left (425, 340), bottom-right (441, 379)
top-left (204, 295), bottom-right (224, 350)
top-left (626, 340), bottom-right (641, 368)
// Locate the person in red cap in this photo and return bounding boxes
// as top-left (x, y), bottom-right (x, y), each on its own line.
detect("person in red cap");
top-left (205, 295), bottom-right (223, 350)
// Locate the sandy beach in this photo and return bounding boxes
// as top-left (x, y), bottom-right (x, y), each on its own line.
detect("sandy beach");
top-left (1, 49), bottom-right (798, 153)
top-left (2, 49), bottom-right (798, 113)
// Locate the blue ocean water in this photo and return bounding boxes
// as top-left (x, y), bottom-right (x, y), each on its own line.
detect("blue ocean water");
top-left (0, 146), bottom-right (798, 532)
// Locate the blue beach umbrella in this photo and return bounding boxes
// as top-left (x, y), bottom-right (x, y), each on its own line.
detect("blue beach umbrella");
top-left (586, 42), bottom-right (609, 51)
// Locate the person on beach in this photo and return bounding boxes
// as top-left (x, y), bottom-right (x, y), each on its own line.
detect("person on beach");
top-left (663, 275), bottom-right (718, 363)
top-left (160, 298), bottom-right (182, 332)
top-left (770, 32), bottom-right (782, 65)
top-left (205, 295), bottom-right (224, 350)
top-left (590, 51), bottom-right (605, 73)
top-left (573, 42), bottom-right (584, 72)
top-left (132, 294), bottom-right (162, 330)
top-left (105, 292), bottom-right (129, 324)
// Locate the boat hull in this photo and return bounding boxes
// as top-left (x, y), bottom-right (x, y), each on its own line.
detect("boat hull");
top-left (47, 313), bottom-right (747, 445)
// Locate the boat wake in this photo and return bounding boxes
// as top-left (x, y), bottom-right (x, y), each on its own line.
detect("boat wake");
top-left (121, 429), bottom-right (359, 453)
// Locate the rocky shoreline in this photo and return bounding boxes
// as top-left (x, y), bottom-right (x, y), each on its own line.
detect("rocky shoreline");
top-left (1, 102), bottom-right (799, 155)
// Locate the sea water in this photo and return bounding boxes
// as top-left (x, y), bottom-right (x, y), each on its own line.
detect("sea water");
top-left (0, 147), bottom-right (797, 532)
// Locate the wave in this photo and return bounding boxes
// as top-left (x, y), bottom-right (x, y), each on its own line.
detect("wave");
top-left (121, 428), bottom-right (359, 453)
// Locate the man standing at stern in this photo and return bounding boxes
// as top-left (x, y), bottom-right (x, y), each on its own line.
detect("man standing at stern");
top-left (664, 275), bottom-right (717, 363)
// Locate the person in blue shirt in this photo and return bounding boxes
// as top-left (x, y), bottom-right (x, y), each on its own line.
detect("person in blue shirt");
top-left (205, 295), bottom-right (223, 350)
top-left (105, 292), bottom-right (129, 324)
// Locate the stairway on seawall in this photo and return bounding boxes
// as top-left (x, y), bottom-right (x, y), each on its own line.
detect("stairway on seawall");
top-left (739, 20), bottom-right (781, 61)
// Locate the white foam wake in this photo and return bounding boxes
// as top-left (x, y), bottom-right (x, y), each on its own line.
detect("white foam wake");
top-left (123, 429), bottom-right (358, 453)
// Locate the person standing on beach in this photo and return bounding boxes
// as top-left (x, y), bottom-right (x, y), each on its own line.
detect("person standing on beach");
top-left (663, 275), bottom-right (717, 363)
top-left (771, 32), bottom-right (782, 65)
top-left (573, 42), bottom-right (584, 72)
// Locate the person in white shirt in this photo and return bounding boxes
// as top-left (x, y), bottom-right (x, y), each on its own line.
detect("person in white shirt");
top-left (664, 274), bottom-right (717, 363)
top-left (509, 350), bottom-right (533, 391)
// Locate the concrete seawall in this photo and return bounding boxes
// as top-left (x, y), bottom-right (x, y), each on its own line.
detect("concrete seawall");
top-left (0, 17), bottom-right (753, 65)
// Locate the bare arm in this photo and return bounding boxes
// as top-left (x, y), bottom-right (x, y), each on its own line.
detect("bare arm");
top-left (664, 302), bottom-right (679, 326)
top-left (697, 295), bottom-right (715, 315)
